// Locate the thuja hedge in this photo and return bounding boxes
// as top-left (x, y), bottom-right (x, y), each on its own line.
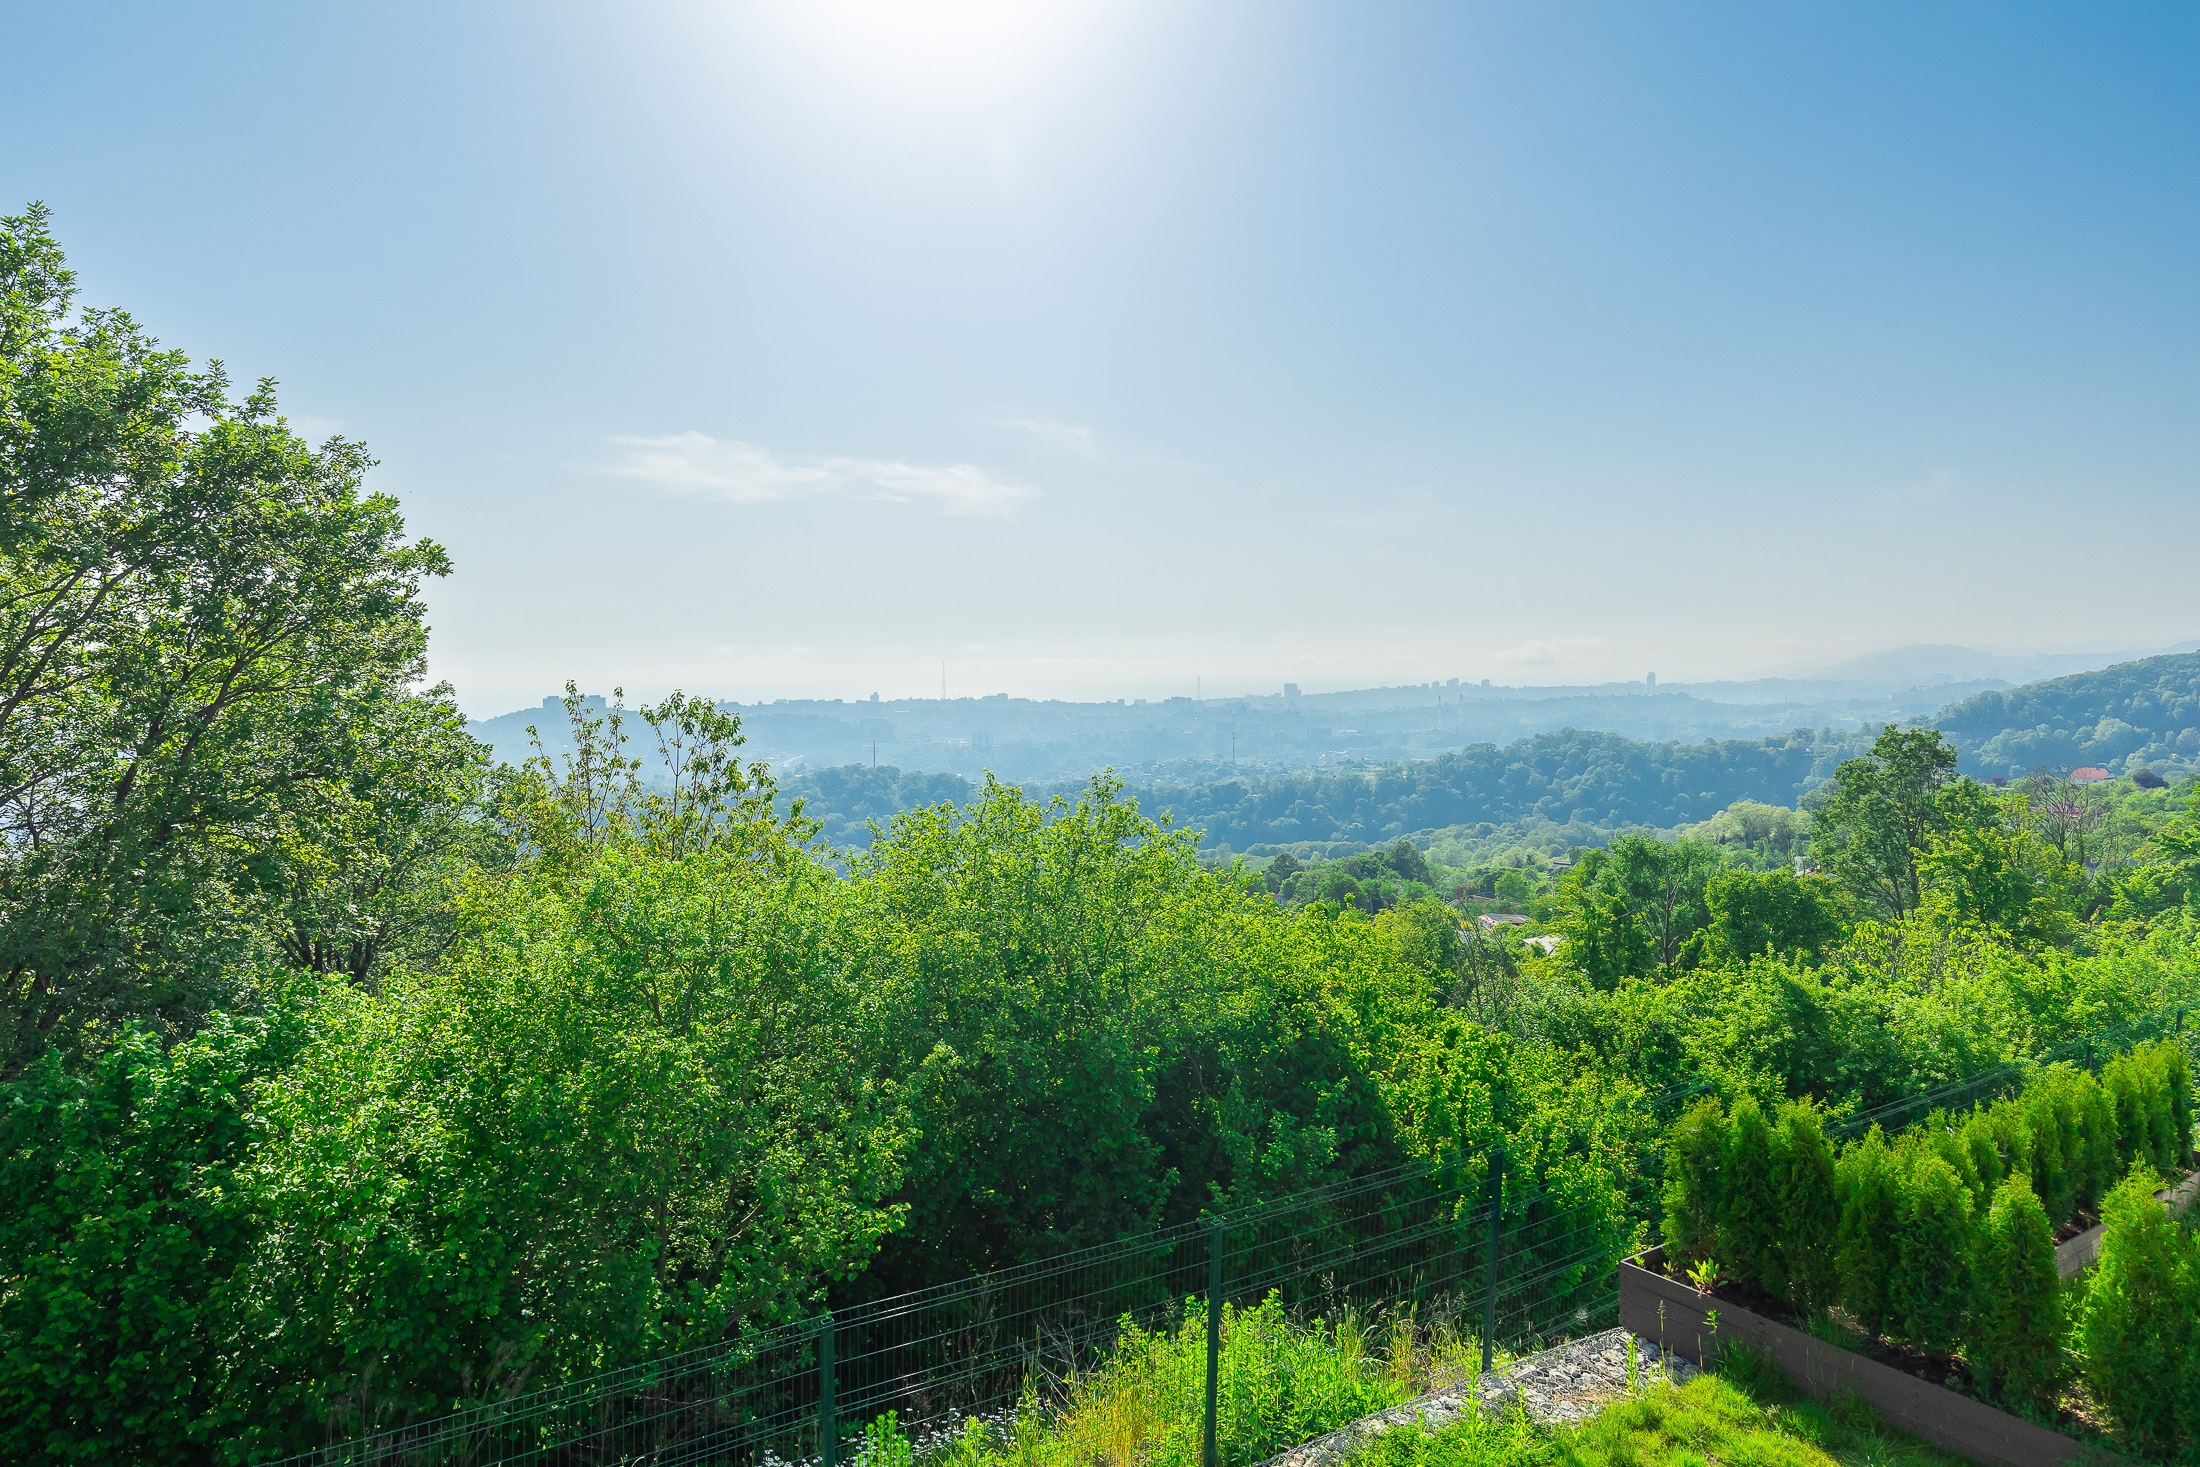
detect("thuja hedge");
top-left (1661, 1038), bottom-right (2194, 1416)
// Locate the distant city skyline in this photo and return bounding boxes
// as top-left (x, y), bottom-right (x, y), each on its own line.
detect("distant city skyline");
top-left (7, 2), bottom-right (2196, 714)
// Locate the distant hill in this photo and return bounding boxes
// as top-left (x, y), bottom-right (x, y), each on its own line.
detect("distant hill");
top-left (1935, 650), bottom-right (2200, 778)
top-left (1102, 727), bottom-right (1864, 855)
top-left (1794, 640), bottom-right (2197, 688)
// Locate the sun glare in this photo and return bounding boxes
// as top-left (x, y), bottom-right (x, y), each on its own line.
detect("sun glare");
top-left (756, 0), bottom-right (1112, 111)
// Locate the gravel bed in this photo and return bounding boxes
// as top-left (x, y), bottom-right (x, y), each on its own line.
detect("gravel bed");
top-left (1258, 1329), bottom-right (1697, 1467)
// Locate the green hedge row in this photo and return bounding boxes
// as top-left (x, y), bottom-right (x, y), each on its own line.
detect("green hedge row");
top-left (1661, 1038), bottom-right (2194, 1417)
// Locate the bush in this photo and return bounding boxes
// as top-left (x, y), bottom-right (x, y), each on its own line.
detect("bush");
top-left (1885, 1149), bottom-right (1971, 1357)
top-left (1719, 1098), bottom-right (1782, 1297)
top-left (1834, 1128), bottom-right (1901, 1337)
top-left (1767, 1101), bottom-right (1839, 1313)
top-left (1966, 1175), bottom-right (2062, 1411)
top-left (1661, 1098), bottom-right (1728, 1269)
top-left (0, 1013), bottom-right (301, 1464)
top-left (2022, 1069), bottom-right (2083, 1223)
top-left (2076, 1161), bottom-right (2197, 1458)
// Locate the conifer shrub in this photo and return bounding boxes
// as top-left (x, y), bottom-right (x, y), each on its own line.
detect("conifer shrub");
top-left (1955, 1105), bottom-right (2006, 1206)
top-left (2104, 1049), bottom-right (2159, 1173)
top-left (1886, 1148), bottom-right (1972, 1357)
top-left (2164, 1038), bottom-right (2195, 1160)
top-left (1834, 1127), bottom-right (1901, 1337)
top-left (1966, 1175), bottom-right (2062, 1411)
top-left (2076, 1161), bottom-right (2198, 1459)
top-left (1661, 1097), bottom-right (1728, 1269)
top-left (2072, 1069), bottom-right (2120, 1214)
top-left (1719, 1097), bottom-right (1782, 1297)
top-left (2022, 1068), bottom-right (2082, 1223)
top-left (1768, 1100), bottom-right (1840, 1314)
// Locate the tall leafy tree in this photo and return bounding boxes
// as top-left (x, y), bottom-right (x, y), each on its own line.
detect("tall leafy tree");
top-left (1552, 833), bottom-right (1724, 986)
top-left (0, 203), bottom-right (475, 1069)
top-left (1808, 725), bottom-right (1958, 921)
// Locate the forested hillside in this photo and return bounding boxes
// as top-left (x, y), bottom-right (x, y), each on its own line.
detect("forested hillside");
top-left (9, 208), bottom-right (2200, 1464)
top-left (1937, 650), bottom-right (2200, 778)
top-left (1127, 728), bottom-right (1863, 854)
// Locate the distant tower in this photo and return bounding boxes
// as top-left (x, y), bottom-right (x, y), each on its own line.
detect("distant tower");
top-left (1646, 672), bottom-right (1657, 686)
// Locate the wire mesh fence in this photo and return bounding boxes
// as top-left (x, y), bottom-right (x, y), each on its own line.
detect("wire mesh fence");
top-left (269, 1148), bottom-right (1638, 1467)
top-left (269, 1004), bottom-right (2195, 1467)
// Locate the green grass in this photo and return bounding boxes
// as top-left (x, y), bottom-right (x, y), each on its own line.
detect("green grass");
top-left (888, 1293), bottom-right (1489, 1467)
top-left (1346, 1350), bottom-right (1970, 1467)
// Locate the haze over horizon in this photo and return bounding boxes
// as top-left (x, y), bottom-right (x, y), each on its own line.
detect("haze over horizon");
top-left (7, 2), bottom-right (2196, 714)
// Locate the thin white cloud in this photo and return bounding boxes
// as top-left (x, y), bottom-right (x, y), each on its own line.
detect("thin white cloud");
top-left (612, 432), bottom-right (1037, 518)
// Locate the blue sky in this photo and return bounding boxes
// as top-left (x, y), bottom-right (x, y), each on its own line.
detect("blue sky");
top-left (6, 2), bottom-right (2196, 711)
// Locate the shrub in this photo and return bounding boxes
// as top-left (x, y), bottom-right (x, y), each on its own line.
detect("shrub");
top-left (1719, 1098), bottom-right (1782, 1297)
top-left (1885, 1148), bottom-right (1972, 1357)
top-left (2165, 1039), bottom-right (2195, 1160)
top-left (1834, 1128), bottom-right (1901, 1337)
top-left (1767, 1100), bottom-right (1839, 1313)
top-left (2077, 1161), bottom-right (2197, 1459)
top-left (2022, 1068), bottom-right (2082, 1223)
top-left (1966, 1175), bottom-right (2062, 1411)
top-left (2071, 1069), bottom-right (2120, 1214)
top-left (1954, 1106), bottom-right (2006, 1205)
top-left (1661, 1097), bottom-right (1728, 1269)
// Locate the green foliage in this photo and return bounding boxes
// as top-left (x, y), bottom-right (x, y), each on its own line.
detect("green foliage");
top-left (1703, 868), bottom-right (1845, 965)
top-left (2075, 1162), bottom-right (2199, 1458)
top-left (232, 844), bottom-right (908, 1450)
top-left (0, 204), bottom-right (475, 1071)
top-left (1717, 1099), bottom-right (1782, 1298)
top-left (1552, 835), bottom-right (1725, 987)
top-left (1937, 650), bottom-right (2200, 780)
top-left (1834, 1130), bottom-right (1901, 1337)
top-left (1807, 727), bottom-right (1958, 922)
top-left (1766, 1102), bottom-right (1840, 1315)
top-left (1551, 1370), bottom-right (1964, 1467)
top-left (1915, 782), bottom-right (2076, 948)
top-left (1136, 729), bottom-right (1858, 853)
top-left (0, 1008), bottom-right (303, 1462)
top-left (935, 1295), bottom-right (1425, 1467)
top-left (1965, 1175), bottom-right (2062, 1412)
top-left (1660, 1098), bottom-right (1728, 1268)
top-left (1883, 1149), bottom-right (1970, 1358)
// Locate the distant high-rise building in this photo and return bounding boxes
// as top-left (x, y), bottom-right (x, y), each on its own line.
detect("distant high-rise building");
top-left (1284, 683), bottom-right (1300, 700)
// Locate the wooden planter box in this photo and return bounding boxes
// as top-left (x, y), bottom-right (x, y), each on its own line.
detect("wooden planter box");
top-left (1618, 1249), bottom-right (2092, 1467)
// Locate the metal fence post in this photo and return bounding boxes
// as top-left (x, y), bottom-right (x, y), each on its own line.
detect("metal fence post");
top-left (819, 1312), bottom-right (836, 1467)
top-left (1204, 1215), bottom-right (1223, 1467)
top-left (1481, 1150), bottom-right (1504, 1375)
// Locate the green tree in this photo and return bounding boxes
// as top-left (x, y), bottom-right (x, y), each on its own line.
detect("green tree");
top-left (1703, 867), bottom-right (1845, 965)
top-left (0, 203), bottom-right (469, 1069)
top-left (1886, 1148), bottom-right (1972, 1357)
top-left (1718, 1097), bottom-right (1782, 1297)
top-left (2078, 1162), bottom-right (2197, 1458)
top-left (1768, 1100), bottom-right (1840, 1313)
top-left (1917, 781), bottom-right (2076, 946)
top-left (1808, 726), bottom-right (1958, 921)
top-left (1552, 834), bottom-right (1724, 987)
top-left (234, 843), bottom-right (907, 1453)
top-left (1660, 1097), bottom-right (1728, 1268)
top-left (0, 1009), bottom-right (304, 1462)
top-left (1835, 1127), bottom-right (1901, 1336)
top-left (1967, 1175), bottom-right (2062, 1412)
